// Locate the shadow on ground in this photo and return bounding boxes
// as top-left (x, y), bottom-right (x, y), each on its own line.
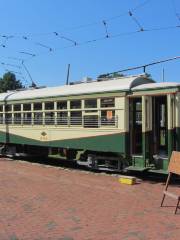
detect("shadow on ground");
top-left (4, 155), bottom-right (180, 186)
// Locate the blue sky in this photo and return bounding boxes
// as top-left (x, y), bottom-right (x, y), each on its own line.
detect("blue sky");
top-left (0, 0), bottom-right (179, 87)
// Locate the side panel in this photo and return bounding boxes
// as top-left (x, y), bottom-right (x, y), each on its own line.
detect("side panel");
top-left (0, 126), bottom-right (126, 153)
top-left (175, 93), bottom-right (180, 151)
top-left (142, 95), bottom-right (152, 166)
top-left (0, 94), bottom-right (128, 154)
top-left (167, 94), bottom-right (175, 158)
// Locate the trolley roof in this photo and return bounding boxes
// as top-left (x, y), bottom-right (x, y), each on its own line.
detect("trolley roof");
top-left (0, 74), bottom-right (154, 101)
top-left (132, 82), bottom-right (180, 91)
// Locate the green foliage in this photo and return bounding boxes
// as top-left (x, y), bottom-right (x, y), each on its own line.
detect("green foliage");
top-left (0, 72), bottom-right (24, 93)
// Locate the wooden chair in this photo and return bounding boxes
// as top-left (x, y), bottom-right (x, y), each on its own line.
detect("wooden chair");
top-left (160, 151), bottom-right (180, 214)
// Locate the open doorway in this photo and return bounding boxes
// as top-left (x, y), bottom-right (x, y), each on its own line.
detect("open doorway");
top-left (152, 96), bottom-right (168, 156)
top-left (129, 98), bottom-right (142, 155)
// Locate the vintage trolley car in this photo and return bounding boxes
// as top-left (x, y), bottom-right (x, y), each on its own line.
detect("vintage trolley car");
top-left (0, 74), bottom-right (179, 173)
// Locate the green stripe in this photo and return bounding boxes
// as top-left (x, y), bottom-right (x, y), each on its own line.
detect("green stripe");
top-left (142, 131), bottom-right (151, 167)
top-left (0, 131), bottom-right (126, 153)
top-left (168, 129), bottom-right (175, 159)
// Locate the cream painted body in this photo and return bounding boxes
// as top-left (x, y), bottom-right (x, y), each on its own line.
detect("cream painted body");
top-left (142, 95), bottom-right (152, 133)
top-left (167, 94), bottom-right (175, 130)
top-left (0, 125), bottom-right (122, 142)
top-left (175, 92), bottom-right (180, 128)
top-left (0, 96), bottom-right (127, 142)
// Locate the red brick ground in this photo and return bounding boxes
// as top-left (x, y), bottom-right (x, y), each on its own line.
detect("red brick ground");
top-left (0, 158), bottom-right (179, 240)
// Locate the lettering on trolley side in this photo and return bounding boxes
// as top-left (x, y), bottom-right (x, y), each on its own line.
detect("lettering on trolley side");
top-left (40, 131), bottom-right (48, 141)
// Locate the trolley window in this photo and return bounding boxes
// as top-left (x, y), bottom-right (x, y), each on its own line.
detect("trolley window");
top-left (70, 111), bottom-right (82, 125)
top-left (70, 100), bottom-right (81, 109)
top-left (45, 112), bottom-right (54, 125)
top-left (5, 113), bottom-right (12, 124)
top-left (101, 110), bottom-right (115, 126)
top-left (14, 113), bottom-right (21, 124)
top-left (5, 105), bottom-right (12, 112)
top-left (85, 110), bottom-right (98, 113)
top-left (101, 98), bottom-right (115, 108)
top-left (84, 99), bottom-right (97, 108)
top-left (135, 102), bottom-right (142, 125)
top-left (34, 102), bottom-right (42, 111)
top-left (34, 112), bottom-right (43, 125)
top-left (57, 112), bottom-right (68, 125)
top-left (57, 101), bottom-right (67, 110)
top-left (23, 113), bottom-right (32, 125)
top-left (0, 105), bottom-right (3, 112)
top-left (0, 114), bottom-right (3, 124)
top-left (14, 104), bottom-right (21, 111)
top-left (84, 115), bottom-right (98, 128)
top-left (45, 102), bottom-right (54, 110)
top-left (23, 103), bottom-right (31, 111)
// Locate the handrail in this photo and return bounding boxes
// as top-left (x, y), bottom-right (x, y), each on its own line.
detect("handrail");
top-left (0, 116), bottom-right (118, 128)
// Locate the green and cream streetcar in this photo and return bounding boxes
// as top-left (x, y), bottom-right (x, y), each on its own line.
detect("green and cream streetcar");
top-left (0, 74), bottom-right (179, 173)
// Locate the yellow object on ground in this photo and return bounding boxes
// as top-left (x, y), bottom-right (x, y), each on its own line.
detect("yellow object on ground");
top-left (118, 176), bottom-right (136, 185)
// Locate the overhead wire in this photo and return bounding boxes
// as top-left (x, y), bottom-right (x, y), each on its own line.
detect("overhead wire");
top-left (3, 0), bottom-right (152, 39)
top-left (21, 24), bottom-right (180, 63)
top-left (171, 0), bottom-right (180, 22)
top-left (128, 11), bottom-right (144, 31)
top-left (1, 62), bottom-right (21, 69)
top-left (0, 0), bottom-right (179, 80)
top-left (53, 32), bottom-right (78, 45)
top-left (19, 51), bottom-right (36, 57)
top-left (35, 42), bottom-right (53, 51)
top-left (102, 20), bottom-right (110, 38)
top-left (0, 0), bottom-right (152, 55)
top-left (0, 35), bottom-right (14, 48)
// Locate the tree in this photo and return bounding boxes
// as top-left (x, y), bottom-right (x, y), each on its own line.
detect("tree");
top-left (0, 72), bottom-right (24, 93)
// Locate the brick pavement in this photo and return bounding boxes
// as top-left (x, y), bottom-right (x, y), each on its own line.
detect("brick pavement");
top-left (0, 158), bottom-right (179, 240)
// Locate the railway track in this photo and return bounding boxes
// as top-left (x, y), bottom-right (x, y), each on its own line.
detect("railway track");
top-left (1, 155), bottom-right (179, 184)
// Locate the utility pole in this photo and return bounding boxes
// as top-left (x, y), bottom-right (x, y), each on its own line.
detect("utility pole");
top-left (66, 64), bottom-right (70, 85)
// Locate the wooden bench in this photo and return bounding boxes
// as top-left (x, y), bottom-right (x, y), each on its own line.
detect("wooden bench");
top-left (160, 151), bottom-right (180, 214)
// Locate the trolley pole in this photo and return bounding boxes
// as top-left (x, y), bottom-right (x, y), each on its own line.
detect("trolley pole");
top-left (162, 68), bottom-right (165, 82)
top-left (66, 64), bottom-right (70, 85)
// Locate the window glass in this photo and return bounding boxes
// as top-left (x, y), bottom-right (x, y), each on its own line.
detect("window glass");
top-left (23, 104), bottom-right (31, 111)
top-left (84, 115), bottom-right (98, 128)
top-left (5, 105), bottom-right (12, 112)
top-left (101, 98), bottom-right (115, 108)
top-left (0, 114), bottom-right (3, 124)
top-left (70, 100), bottom-right (81, 109)
top-left (101, 110), bottom-right (115, 126)
top-left (0, 105), bottom-right (3, 112)
top-left (14, 113), bottom-right (21, 124)
top-left (14, 104), bottom-right (21, 111)
top-left (57, 112), bottom-right (68, 125)
top-left (34, 103), bottom-right (42, 111)
top-left (84, 99), bottom-right (97, 108)
top-left (23, 113), bottom-right (32, 125)
top-left (57, 101), bottom-right (67, 110)
top-left (85, 110), bottom-right (98, 113)
top-left (45, 102), bottom-right (54, 110)
top-left (135, 102), bottom-right (142, 125)
top-left (70, 111), bottom-right (82, 125)
top-left (34, 112), bottom-right (43, 125)
top-left (45, 112), bottom-right (54, 125)
top-left (5, 113), bottom-right (12, 124)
